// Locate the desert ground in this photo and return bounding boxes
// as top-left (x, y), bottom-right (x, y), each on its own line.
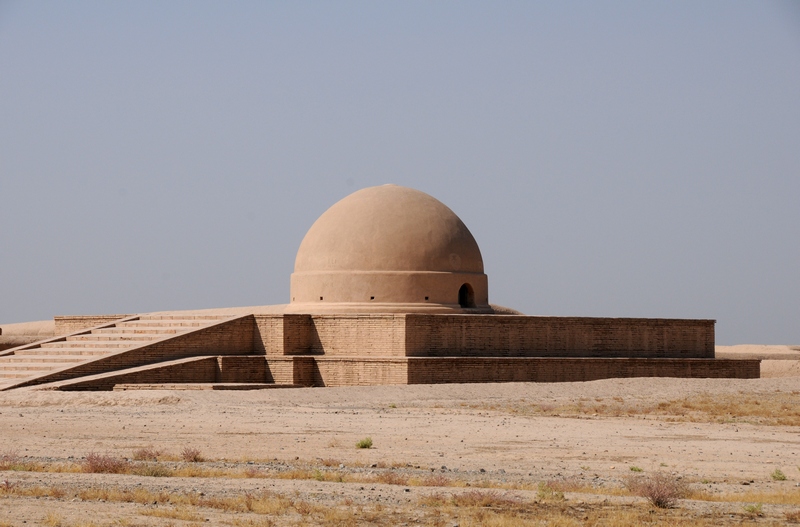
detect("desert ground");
top-left (1, 345), bottom-right (799, 526)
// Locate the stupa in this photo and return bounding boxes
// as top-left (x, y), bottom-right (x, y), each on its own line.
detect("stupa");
top-left (0, 185), bottom-right (759, 390)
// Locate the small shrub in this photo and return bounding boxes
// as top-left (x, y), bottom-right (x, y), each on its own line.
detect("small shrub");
top-left (181, 446), bottom-right (204, 462)
top-left (624, 472), bottom-right (688, 509)
top-left (132, 447), bottom-right (162, 461)
top-left (630, 466), bottom-right (643, 472)
top-left (294, 500), bottom-right (316, 515)
top-left (0, 451), bottom-right (20, 470)
top-left (537, 482), bottom-right (565, 501)
top-left (83, 453), bottom-right (129, 474)
top-left (421, 474), bottom-right (451, 487)
top-left (245, 466), bottom-right (265, 478)
top-left (771, 469), bottom-right (787, 481)
top-left (544, 476), bottom-right (584, 493)
top-left (0, 479), bottom-right (16, 494)
top-left (42, 512), bottom-right (64, 527)
top-left (743, 503), bottom-right (763, 517)
top-left (374, 471), bottom-right (408, 485)
top-left (786, 509), bottom-right (800, 523)
top-left (0, 451), bottom-right (36, 471)
top-left (48, 486), bottom-right (66, 499)
top-left (355, 437), bottom-right (373, 449)
top-left (423, 490), bottom-right (520, 508)
top-left (140, 507), bottom-right (203, 521)
top-left (132, 463), bottom-right (173, 477)
top-left (173, 465), bottom-right (217, 477)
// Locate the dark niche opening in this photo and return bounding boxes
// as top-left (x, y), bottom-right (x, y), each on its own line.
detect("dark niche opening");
top-left (458, 283), bottom-right (475, 308)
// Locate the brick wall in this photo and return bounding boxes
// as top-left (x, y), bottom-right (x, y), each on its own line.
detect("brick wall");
top-left (216, 356), bottom-right (266, 383)
top-left (58, 357), bottom-right (219, 390)
top-left (284, 315), bottom-right (315, 354)
top-left (252, 314), bottom-right (715, 359)
top-left (264, 358), bottom-right (298, 384)
top-left (310, 358), bottom-right (409, 386)
top-left (404, 315), bottom-right (715, 358)
top-left (52, 355), bottom-right (760, 390)
top-left (307, 315), bottom-right (405, 356)
top-left (405, 357), bottom-right (758, 384)
top-left (55, 355), bottom-right (274, 390)
top-left (257, 315), bottom-right (407, 356)
top-left (253, 315), bottom-right (285, 355)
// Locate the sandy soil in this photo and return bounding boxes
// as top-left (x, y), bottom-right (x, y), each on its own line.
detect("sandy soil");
top-left (1, 349), bottom-right (799, 526)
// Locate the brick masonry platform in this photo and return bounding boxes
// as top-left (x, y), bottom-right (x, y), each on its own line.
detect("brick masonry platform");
top-left (0, 312), bottom-right (759, 390)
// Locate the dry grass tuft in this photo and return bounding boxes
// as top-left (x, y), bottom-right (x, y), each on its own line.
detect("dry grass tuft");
top-left (131, 462), bottom-right (173, 477)
top-left (742, 502), bottom-right (763, 517)
top-left (625, 472), bottom-right (689, 508)
top-left (140, 506), bottom-right (203, 521)
top-left (180, 446), bottom-right (204, 462)
top-left (537, 481), bottom-right (565, 501)
top-left (0, 450), bottom-right (42, 472)
top-left (244, 466), bottom-right (265, 478)
top-left (786, 509), bottom-right (800, 523)
top-left (78, 486), bottom-right (166, 504)
top-left (0, 479), bottom-right (16, 494)
top-left (0, 484), bottom-right (67, 500)
top-left (172, 464), bottom-right (226, 478)
top-left (370, 471), bottom-right (409, 486)
top-left (230, 519), bottom-right (276, 527)
top-left (692, 487), bottom-right (800, 505)
top-left (421, 489), bottom-right (522, 508)
top-left (293, 499), bottom-right (323, 515)
top-left (131, 447), bottom-right (162, 461)
top-left (542, 476), bottom-right (589, 494)
top-left (472, 391), bottom-right (800, 426)
top-left (419, 473), bottom-right (451, 487)
top-left (0, 451), bottom-right (20, 470)
top-left (82, 452), bottom-right (129, 474)
top-left (42, 512), bottom-right (65, 527)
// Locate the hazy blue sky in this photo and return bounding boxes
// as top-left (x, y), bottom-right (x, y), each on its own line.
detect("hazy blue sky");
top-left (1, 1), bottom-right (798, 344)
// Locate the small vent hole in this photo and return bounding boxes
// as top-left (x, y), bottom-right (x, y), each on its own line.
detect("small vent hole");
top-left (370, 296), bottom-right (375, 300)
top-left (319, 296), bottom-right (323, 301)
top-left (424, 296), bottom-right (429, 301)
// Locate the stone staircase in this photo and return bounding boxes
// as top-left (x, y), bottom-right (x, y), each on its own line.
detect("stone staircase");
top-left (0, 314), bottom-right (233, 390)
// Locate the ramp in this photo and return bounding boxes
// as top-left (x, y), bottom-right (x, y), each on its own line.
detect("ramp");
top-left (0, 313), bottom-right (253, 390)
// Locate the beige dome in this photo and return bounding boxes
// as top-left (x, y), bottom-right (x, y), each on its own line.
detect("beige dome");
top-left (287, 185), bottom-right (491, 314)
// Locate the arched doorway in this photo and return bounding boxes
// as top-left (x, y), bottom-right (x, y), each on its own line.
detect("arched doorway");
top-left (458, 283), bottom-right (476, 308)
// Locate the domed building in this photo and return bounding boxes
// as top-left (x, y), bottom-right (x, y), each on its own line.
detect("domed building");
top-left (0, 186), bottom-right (758, 391)
top-left (287, 185), bottom-right (490, 314)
